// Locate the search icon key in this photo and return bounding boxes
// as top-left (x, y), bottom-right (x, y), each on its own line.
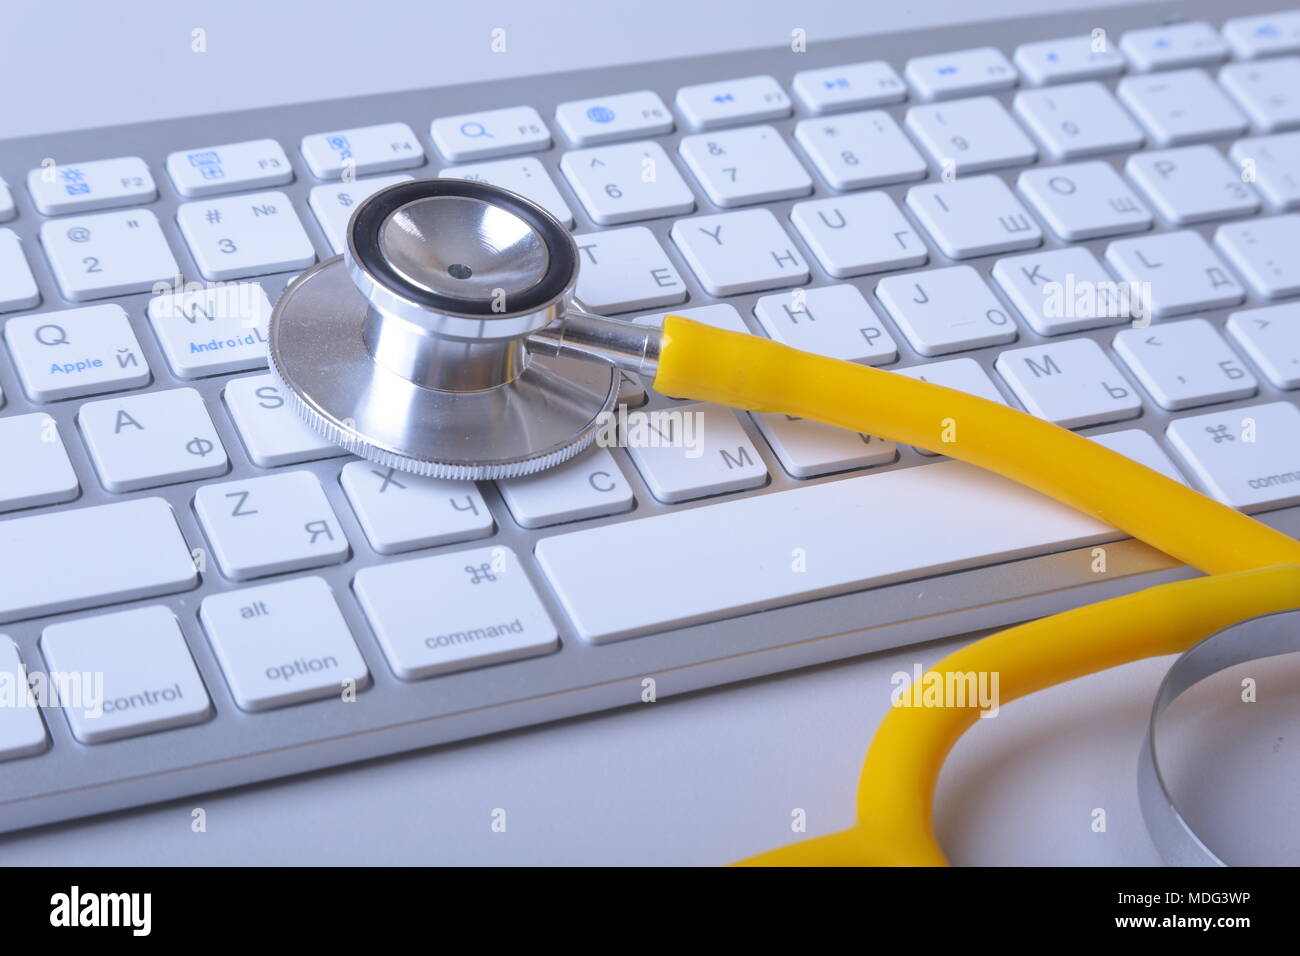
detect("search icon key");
top-left (431, 106), bottom-right (551, 162)
top-left (459, 121), bottom-right (494, 139)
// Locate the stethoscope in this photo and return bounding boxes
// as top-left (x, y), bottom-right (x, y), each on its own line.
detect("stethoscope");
top-left (267, 178), bottom-right (1300, 866)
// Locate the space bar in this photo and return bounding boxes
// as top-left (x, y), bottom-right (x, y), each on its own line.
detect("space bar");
top-left (534, 459), bottom-right (1118, 643)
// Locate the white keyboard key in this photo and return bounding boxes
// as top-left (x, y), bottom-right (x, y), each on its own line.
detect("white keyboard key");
top-left (339, 460), bottom-right (494, 553)
top-left (1018, 161), bottom-right (1153, 240)
top-left (678, 125), bottom-right (811, 207)
top-left (78, 387), bottom-right (228, 492)
top-left (752, 413), bottom-right (895, 479)
top-left (42, 606), bottom-right (210, 744)
top-left (753, 284), bottom-right (898, 363)
top-left (876, 265), bottom-right (1017, 356)
top-left (1012, 82), bottom-right (1144, 159)
top-left (1226, 303), bottom-right (1300, 388)
top-left (440, 157), bottom-right (574, 227)
top-left (625, 403), bottom-right (767, 503)
top-left (1105, 230), bottom-right (1245, 318)
top-left (1231, 132), bottom-right (1300, 209)
top-left (0, 181), bottom-right (14, 222)
top-left (905, 47), bottom-right (1019, 100)
top-left (1013, 35), bottom-right (1128, 85)
top-left (177, 190), bottom-right (316, 281)
top-left (1121, 21), bottom-right (1230, 71)
top-left (200, 577), bottom-right (370, 711)
top-left (559, 141), bottom-right (694, 225)
top-left (675, 75), bottom-right (791, 129)
top-left (995, 338), bottom-right (1141, 427)
top-left (794, 111), bottom-right (927, 189)
top-left (670, 208), bottom-right (808, 295)
top-left (0, 413), bottom-right (78, 512)
top-left (1114, 318), bottom-right (1257, 410)
top-left (308, 174), bottom-right (413, 253)
top-left (790, 193), bottom-right (927, 278)
top-left (556, 90), bottom-right (674, 145)
top-left (894, 358), bottom-right (1008, 455)
top-left (905, 175), bottom-right (1043, 259)
top-left (1127, 145), bottom-right (1260, 224)
top-left (26, 157), bottom-right (155, 215)
top-left (1117, 70), bottom-right (1248, 145)
top-left (300, 122), bottom-right (423, 179)
top-left (993, 246), bottom-right (1132, 335)
top-left (431, 107), bottom-right (550, 162)
top-left (1089, 429), bottom-right (1186, 484)
top-left (792, 61), bottom-right (907, 113)
top-left (573, 226), bottom-right (685, 312)
top-left (1219, 58), bottom-right (1300, 133)
top-left (194, 471), bottom-right (348, 580)
top-left (1223, 12), bottom-right (1300, 58)
top-left (905, 97), bottom-right (1037, 174)
top-left (0, 639), bottom-right (46, 761)
top-left (497, 445), bottom-right (635, 527)
top-left (146, 281), bottom-right (272, 378)
top-left (223, 374), bottom-right (345, 467)
top-left (1166, 401), bottom-right (1300, 509)
top-left (633, 302), bottom-right (750, 334)
top-left (1215, 214), bottom-right (1300, 298)
top-left (0, 497), bottom-right (196, 624)
top-left (166, 139), bottom-right (293, 197)
top-left (4, 304), bottom-right (149, 401)
top-left (39, 209), bottom-right (178, 301)
top-left (0, 229), bottom-right (40, 313)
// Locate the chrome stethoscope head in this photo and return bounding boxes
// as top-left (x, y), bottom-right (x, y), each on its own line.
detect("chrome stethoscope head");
top-left (267, 178), bottom-right (660, 480)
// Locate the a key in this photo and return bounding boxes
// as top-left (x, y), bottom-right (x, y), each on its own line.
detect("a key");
top-left (1117, 70), bottom-right (1248, 146)
top-left (995, 338), bottom-right (1141, 428)
top-left (1223, 11), bottom-right (1300, 58)
top-left (223, 374), bottom-right (345, 467)
top-left (876, 265), bottom-right (1017, 356)
top-left (339, 459), bottom-right (494, 553)
top-left (308, 174), bottom-right (413, 253)
top-left (555, 90), bottom-right (674, 145)
top-left (790, 193), bottom-right (927, 278)
top-left (670, 208), bottom-right (808, 296)
top-left (675, 75), bottom-right (791, 129)
top-left (166, 139), bottom-right (293, 197)
top-left (624, 403), bottom-right (768, 503)
top-left (430, 107), bottom-right (550, 162)
top-left (0, 639), bottom-right (46, 762)
top-left (26, 157), bottom-right (155, 215)
top-left (4, 304), bottom-right (150, 401)
top-left (193, 470), bottom-right (349, 580)
top-left (0, 497), bottom-right (196, 624)
top-left (1114, 318), bottom-right (1257, 410)
top-left (573, 226), bottom-right (686, 312)
top-left (1219, 58), bottom-right (1300, 133)
top-left (78, 387), bottom-right (229, 492)
top-left (904, 97), bottom-right (1038, 174)
top-left (39, 209), bottom-right (178, 301)
top-left (496, 445), bottom-right (635, 528)
top-left (1165, 401), bottom-right (1300, 509)
top-left (1013, 35), bottom-right (1128, 85)
top-left (176, 190), bottom-right (316, 281)
top-left (0, 413), bottom-right (78, 512)
top-left (992, 246), bottom-right (1133, 335)
top-left (1230, 132), bottom-right (1300, 209)
top-left (300, 122), bottom-right (424, 179)
top-left (1012, 82), bottom-right (1144, 159)
top-left (905, 175), bottom-right (1043, 259)
top-left (199, 577), bottom-right (370, 711)
top-left (1226, 303), bottom-right (1300, 389)
top-left (1090, 429), bottom-right (1187, 484)
top-left (146, 281), bottom-right (272, 378)
top-left (893, 358), bottom-right (1009, 456)
top-left (753, 284), bottom-right (898, 363)
top-left (0, 180), bottom-right (14, 222)
top-left (751, 413), bottom-right (895, 479)
top-left (1126, 145), bottom-right (1260, 224)
top-left (793, 111), bottom-right (927, 189)
top-left (792, 61), bottom-right (907, 114)
top-left (40, 605), bottom-right (210, 744)
top-left (1120, 21), bottom-right (1230, 71)
top-left (677, 125), bottom-right (812, 207)
top-left (559, 141), bottom-right (695, 225)
top-left (1105, 230), bottom-right (1245, 318)
top-left (904, 47), bottom-right (1019, 100)
top-left (0, 229), bottom-right (40, 313)
top-left (1018, 160), bottom-right (1153, 240)
top-left (1214, 214), bottom-right (1300, 298)
top-left (440, 157), bottom-right (574, 227)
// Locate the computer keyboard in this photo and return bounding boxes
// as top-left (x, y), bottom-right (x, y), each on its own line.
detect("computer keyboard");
top-left (2, 0), bottom-right (1300, 831)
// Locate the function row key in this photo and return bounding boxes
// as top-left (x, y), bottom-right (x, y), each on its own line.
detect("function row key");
top-left (25, 157), bottom-right (156, 216)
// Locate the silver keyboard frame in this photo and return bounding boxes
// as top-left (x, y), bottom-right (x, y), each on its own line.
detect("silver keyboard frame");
top-left (2, 0), bottom-right (1298, 833)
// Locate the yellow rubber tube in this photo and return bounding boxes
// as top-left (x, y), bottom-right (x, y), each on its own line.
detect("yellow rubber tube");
top-left (651, 316), bottom-right (1300, 866)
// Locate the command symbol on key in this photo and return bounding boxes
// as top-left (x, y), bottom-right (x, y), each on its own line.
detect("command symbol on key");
top-left (465, 562), bottom-right (497, 584)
